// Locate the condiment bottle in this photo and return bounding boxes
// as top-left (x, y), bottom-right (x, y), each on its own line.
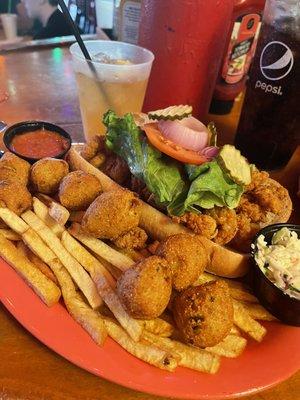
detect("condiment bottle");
top-left (138, 0), bottom-right (233, 120)
top-left (113, 0), bottom-right (141, 44)
top-left (210, 0), bottom-right (265, 115)
top-left (234, 0), bottom-right (300, 170)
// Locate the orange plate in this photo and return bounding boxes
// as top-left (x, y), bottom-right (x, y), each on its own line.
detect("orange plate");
top-left (0, 257), bottom-right (299, 400)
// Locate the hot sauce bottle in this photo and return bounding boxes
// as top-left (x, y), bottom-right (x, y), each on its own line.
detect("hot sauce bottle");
top-left (210, 0), bottom-right (266, 114)
top-left (138, 0), bottom-right (233, 120)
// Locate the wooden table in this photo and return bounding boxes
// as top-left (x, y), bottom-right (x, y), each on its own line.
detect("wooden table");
top-left (0, 43), bottom-right (299, 400)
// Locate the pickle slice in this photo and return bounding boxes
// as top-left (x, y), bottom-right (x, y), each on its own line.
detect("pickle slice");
top-left (218, 144), bottom-right (251, 186)
top-left (207, 122), bottom-right (218, 146)
top-left (148, 105), bottom-right (193, 121)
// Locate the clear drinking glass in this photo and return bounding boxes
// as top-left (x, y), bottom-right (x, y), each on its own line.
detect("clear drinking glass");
top-left (70, 40), bottom-right (154, 140)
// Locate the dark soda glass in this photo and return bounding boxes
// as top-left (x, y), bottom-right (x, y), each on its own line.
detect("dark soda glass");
top-left (235, 1), bottom-right (300, 170)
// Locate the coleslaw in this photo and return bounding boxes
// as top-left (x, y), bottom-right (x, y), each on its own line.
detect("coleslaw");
top-left (255, 227), bottom-right (300, 300)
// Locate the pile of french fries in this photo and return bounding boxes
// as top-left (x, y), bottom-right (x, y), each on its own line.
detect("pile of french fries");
top-left (0, 195), bottom-right (275, 374)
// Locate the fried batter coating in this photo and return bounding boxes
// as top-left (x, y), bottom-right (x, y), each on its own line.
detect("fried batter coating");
top-left (205, 207), bottom-right (238, 245)
top-left (173, 208), bottom-right (237, 245)
top-left (0, 152), bottom-right (30, 185)
top-left (173, 281), bottom-right (233, 348)
top-left (81, 189), bottom-right (141, 239)
top-left (156, 233), bottom-right (207, 291)
top-left (231, 170), bottom-right (292, 252)
top-left (172, 213), bottom-right (217, 239)
top-left (114, 227), bottom-right (148, 250)
top-left (30, 158), bottom-right (69, 194)
top-left (80, 136), bottom-right (105, 160)
top-left (89, 153), bottom-right (106, 169)
top-left (0, 180), bottom-right (32, 215)
top-left (58, 171), bottom-right (102, 211)
top-left (117, 255), bottom-right (172, 319)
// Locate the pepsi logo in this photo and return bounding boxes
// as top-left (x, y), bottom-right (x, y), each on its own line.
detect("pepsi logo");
top-left (260, 41), bottom-right (294, 81)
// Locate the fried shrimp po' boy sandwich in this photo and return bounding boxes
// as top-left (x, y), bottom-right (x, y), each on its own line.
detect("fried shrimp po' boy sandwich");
top-left (67, 105), bottom-right (292, 278)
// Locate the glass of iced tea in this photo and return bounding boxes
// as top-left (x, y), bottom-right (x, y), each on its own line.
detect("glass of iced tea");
top-left (70, 40), bottom-right (154, 140)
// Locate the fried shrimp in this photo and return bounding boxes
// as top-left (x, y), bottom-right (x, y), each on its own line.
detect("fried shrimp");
top-left (172, 213), bottom-right (217, 240)
top-left (58, 171), bottom-right (102, 211)
top-left (231, 170), bottom-right (292, 252)
top-left (0, 180), bottom-right (32, 215)
top-left (114, 227), bottom-right (148, 250)
top-left (80, 136), bottom-right (105, 160)
top-left (30, 158), bottom-right (69, 194)
top-left (173, 281), bottom-right (233, 348)
top-left (205, 207), bottom-right (238, 245)
top-left (156, 233), bottom-right (207, 291)
top-left (117, 256), bottom-right (172, 319)
top-left (82, 189), bottom-right (141, 239)
top-left (0, 152), bottom-right (30, 185)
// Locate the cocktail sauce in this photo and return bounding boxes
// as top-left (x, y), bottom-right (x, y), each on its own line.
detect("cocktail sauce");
top-left (10, 130), bottom-right (69, 159)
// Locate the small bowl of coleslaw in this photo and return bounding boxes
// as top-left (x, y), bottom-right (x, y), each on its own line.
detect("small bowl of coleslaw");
top-left (251, 223), bottom-right (300, 326)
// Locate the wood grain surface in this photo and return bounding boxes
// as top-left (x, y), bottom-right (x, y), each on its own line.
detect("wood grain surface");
top-left (0, 40), bottom-right (299, 400)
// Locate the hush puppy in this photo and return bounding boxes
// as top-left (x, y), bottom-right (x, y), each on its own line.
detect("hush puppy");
top-left (0, 180), bottom-right (32, 215)
top-left (82, 189), bottom-right (141, 239)
top-left (156, 234), bottom-right (208, 290)
top-left (30, 158), bottom-right (69, 194)
top-left (117, 256), bottom-right (172, 319)
top-left (0, 152), bottom-right (30, 185)
top-left (173, 281), bottom-right (233, 348)
top-left (58, 171), bottom-right (102, 211)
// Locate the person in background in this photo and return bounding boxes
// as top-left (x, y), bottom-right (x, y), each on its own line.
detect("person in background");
top-left (0, 0), bottom-right (20, 14)
top-left (22, 0), bottom-right (73, 39)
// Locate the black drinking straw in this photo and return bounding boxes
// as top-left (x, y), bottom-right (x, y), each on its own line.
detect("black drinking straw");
top-left (58, 0), bottom-right (92, 61)
top-left (58, 0), bottom-right (110, 106)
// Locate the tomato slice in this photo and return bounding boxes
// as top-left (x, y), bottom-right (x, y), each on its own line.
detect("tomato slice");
top-left (143, 123), bottom-right (209, 165)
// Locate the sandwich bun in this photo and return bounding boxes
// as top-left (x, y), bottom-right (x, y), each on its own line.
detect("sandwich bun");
top-left (67, 147), bottom-right (250, 278)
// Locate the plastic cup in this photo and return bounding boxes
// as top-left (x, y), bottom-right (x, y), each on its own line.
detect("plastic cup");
top-left (1, 14), bottom-right (17, 40)
top-left (70, 40), bottom-right (154, 140)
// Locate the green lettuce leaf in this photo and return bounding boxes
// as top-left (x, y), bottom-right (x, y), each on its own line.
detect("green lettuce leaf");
top-left (183, 160), bottom-right (243, 211)
top-left (104, 110), bottom-right (186, 206)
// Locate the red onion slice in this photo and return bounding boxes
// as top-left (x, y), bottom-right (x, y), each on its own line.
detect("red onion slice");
top-left (158, 117), bottom-right (209, 152)
top-left (201, 146), bottom-right (219, 160)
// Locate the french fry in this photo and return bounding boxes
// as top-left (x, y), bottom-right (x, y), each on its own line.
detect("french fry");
top-left (142, 331), bottom-right (220, 374)
top-left (139, 318), bottom-right (174, 338)
top-left (68, 211), bottom-right (85, 223)
top-left (16, 241), bottom-right (58, 284)
top-left (104, 319), bottom-right (177, 371)
top-left (61, 230), bottom-right (115, 288)
top-left (69, 223), bottom-right (134, 272)
top-left (110, 244), bottom-right (145, 262)
top-left (36, 193), bottom-right (56, 207)
top-left (194, 272), bottom-right (258, 303)
top-left (233, 300), bottom-right (267, 342)
top-left (0, 228), bottom-right (21, 241)
top-left (21, 210), bottom-right (102, 310)
top-left (36, 193), bottom-right (70, 226)
top-left (95, 275), bottom-right (142, 342)
top-left (49, 202), bottom-right (70, 226)
top-left (205, 334), bottom-right (247, 358)
top-left (229, 288), bottom-right (259, 303)
top-left (239, 302), bottom-right (276, 321)
top-left (32, 197), bottom-right (65, 238)
top-left (92, 252), bottom-right (123, 280)
top-left (17, 227), bottom-right (107, 345)
top-left (230, 325), bottom-right (241, 335)
top-left (0, 232), bottom-right (61, 306)
top-left (0, 207), bottom-right (28, 234)
top-left (47, 258), bottom-right (107, 346)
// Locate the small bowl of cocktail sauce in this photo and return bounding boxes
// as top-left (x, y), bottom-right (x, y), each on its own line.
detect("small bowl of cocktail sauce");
top-left (3, 121), bottom-right (72, 163)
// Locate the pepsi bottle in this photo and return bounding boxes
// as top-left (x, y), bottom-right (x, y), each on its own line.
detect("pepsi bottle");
top-left (234, 0), bottom-right (300, 170)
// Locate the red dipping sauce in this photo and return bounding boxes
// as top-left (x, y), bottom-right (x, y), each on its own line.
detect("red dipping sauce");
top-left (10, 130), bottom-right (70, 159)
